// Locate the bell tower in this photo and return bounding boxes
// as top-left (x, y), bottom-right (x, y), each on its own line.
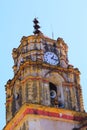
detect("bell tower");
top-left (4, 19), bottom-right (87, 130)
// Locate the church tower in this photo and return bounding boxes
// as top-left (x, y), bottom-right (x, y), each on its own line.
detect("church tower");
top-left (4, 19), bottom-right (87, 130)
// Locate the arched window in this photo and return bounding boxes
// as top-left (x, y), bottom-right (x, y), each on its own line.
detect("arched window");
top-left (49, 82), bottom-right (58, 107)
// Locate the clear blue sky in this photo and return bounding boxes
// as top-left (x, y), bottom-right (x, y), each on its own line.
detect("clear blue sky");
top-left (0, 0), bottom-right (87, 129)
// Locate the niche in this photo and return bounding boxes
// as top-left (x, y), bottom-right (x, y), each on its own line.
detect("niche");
top-left (49, 82), bottom-right (58, 107)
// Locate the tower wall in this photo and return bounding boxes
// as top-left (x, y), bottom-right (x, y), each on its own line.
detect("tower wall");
top-left (4, 19), bottom-right (86, 130)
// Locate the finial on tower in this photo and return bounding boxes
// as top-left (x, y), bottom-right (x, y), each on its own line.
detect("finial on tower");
top-left (33, 18), bottom-right (41, 35)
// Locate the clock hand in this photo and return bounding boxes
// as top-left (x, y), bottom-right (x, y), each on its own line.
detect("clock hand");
top-left (51, 55), bottom-right (54, 59)
top-left (51, 55), bottom-right (58, 61)
top-left (54, 58), bottom-right (58, 61)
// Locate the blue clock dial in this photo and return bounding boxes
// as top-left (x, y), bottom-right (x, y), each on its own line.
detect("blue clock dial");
top-left (44, 52), bottom-right (59, 65)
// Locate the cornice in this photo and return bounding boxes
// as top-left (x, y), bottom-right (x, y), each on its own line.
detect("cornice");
top-left (18, 34), bottom-right (56, 50)
top-left (4, 103), bottom-right (87, 130)
top-left (6, 61), bottom-right (80, 89)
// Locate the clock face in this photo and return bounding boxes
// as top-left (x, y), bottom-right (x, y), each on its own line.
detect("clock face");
top-left (44, 52), bottom-right (59, 65)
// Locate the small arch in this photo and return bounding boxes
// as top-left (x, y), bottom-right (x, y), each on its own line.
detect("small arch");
top-left (46, 72), bottom-right (64, 87)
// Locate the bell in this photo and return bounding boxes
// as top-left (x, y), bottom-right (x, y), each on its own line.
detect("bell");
top-left (50, 90), bottom-right (56, 98)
